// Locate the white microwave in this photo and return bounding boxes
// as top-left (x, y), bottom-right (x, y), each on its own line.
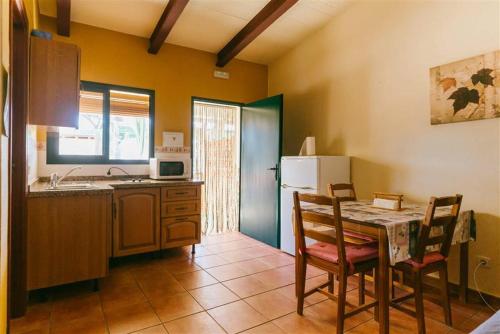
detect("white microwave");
top-left (149, 155), bottom-right (192, 180)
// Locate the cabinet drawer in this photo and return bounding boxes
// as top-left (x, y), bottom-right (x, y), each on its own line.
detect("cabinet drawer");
top-left (162, 215), bottom-right (201, 249)
top-left (162, 186), bottom-right (200, 202)
top-left (161, 200), bottom-right (200, 217)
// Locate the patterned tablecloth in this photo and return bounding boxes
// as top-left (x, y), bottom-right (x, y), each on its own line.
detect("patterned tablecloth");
top-left (301, 200), bottom-right (475, 265)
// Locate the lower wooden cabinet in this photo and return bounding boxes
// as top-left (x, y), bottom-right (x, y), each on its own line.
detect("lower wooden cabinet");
top-left (113, 187), bottom-right (161, 257)
top-left (111, 184), bottom-right (202, 257)
top-left (162, 215), bottom-right (201, 249)
top-left (27, 194), bottom-right (111, 290)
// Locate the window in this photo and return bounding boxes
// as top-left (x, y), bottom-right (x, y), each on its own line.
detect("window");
top-left (47, 81), bottom-right (154, 164)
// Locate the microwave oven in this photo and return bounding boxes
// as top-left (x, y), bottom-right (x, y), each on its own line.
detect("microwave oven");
top-left (149, 155), bottom-right (192, 180)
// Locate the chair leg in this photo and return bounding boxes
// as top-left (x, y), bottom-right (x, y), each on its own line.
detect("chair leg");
top-left (439, 266), bottom-right (452, 326)
top-left (390, 269), bottom-right (395, 299)
top-left (296, 256), bottom-right (307, 315)
top-left (328, 272), bottom-right (334, 294)
top-left (358, 272), bottom-right (365, 305)
top-left (374, 268), bottom-right (379, 322)
top-left (414, 271), bottom-right (426, 334)
top-left (337, 271), bottom-right (348, 334)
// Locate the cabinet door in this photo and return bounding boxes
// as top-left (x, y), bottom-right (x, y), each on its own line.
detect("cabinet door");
top-left (162, 215), bottom-right (201, 249)
top-left (113, 188), bottom-right (161, 257)
top-left (27, 194), bottom-right (111, 290)
top-left (29, 36), bottom-right (81, 127)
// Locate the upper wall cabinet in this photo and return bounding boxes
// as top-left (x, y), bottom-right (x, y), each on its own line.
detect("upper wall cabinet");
top-left (29, 36), bottom-right (81, 128)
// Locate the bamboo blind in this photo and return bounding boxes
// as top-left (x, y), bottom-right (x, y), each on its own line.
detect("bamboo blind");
top-left (192, 101), bottom-right (240, 235)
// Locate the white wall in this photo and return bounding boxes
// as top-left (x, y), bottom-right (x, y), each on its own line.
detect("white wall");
top-left (269, 0), bottom-right (500, 296)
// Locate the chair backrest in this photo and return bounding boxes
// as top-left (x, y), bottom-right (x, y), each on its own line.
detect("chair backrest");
top-left (328, 183), bottom-right (357, 201)
top-left (414, 194), bottom-right (463, 263)
top-left (293, 192), bottom-right (347, 267)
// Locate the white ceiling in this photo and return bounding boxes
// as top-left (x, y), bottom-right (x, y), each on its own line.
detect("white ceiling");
top-left (38, 0), bottom-right (349, 65)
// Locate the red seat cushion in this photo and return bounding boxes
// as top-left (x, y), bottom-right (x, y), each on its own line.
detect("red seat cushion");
top-left (404, 252), bottom-right (445, 269)
top-left (306, 242), bottom-right (378, 274)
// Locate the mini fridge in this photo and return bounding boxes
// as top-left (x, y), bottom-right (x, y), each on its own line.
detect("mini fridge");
top-left (280, 156), bottom-right (350, 255)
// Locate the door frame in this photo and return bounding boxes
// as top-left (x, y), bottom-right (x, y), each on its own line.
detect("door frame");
top-left (239, 94), bottom-right (283, 247)
top-left (190, 97), bottom-right (243, 233)
top-left (9, 0), bottom-right (30, 318)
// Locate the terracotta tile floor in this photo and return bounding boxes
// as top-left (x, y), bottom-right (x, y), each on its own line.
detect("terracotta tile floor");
top-left (10, 231), bottom-right (494, 334)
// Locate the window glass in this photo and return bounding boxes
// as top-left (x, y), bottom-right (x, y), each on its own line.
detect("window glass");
top-left (59, 90), bottom-right (103, 156)
top-left (109, 90), bottom-right (150, 160)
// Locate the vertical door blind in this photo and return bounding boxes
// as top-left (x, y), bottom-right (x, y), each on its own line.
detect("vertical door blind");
top-left (192, 101), bottom-right (240, 234)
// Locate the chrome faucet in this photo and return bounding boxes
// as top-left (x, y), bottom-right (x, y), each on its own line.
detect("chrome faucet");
top-left (106, 167), bottom-right (131, 177)
top-left (49, 166), bottom-right (83, 188)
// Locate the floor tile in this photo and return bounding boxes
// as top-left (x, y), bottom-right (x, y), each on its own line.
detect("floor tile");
top-left (162, 259), bottom-right (202, 275)
top-left (163, 312), bottom-right (225, 334)
top-left (189, 283), bottom-right (239, 309)
top-left (193, 255), bottom-right (229, 269)
top-left (9, 231), bottom-right (486, 334)
top-left (240, 322), bottom-right (286, 334)
top-left (272, 308), bottom-right (335, 334)
top-left (150, 291), bottom-right (203, 322)
top-left (100, 283), bottom-right (147, 312)
top-left (131, 325), bottom-right (168, 334)
top-left (104, 301), bottom-right (161, 334)
top-left (208, 300), bottom-right (267, 334)
top-left (257, 253), bottom-right (295, 268)
top-left (206, 263), bottom-right (249, 281)
top-left (235, 258), bottom-right (275, 275)
top-left (175, 270), bottom-right (218, 289)
top-left (51, 314), bottom-right (107, 334)
top-left (251, 265), bottom-right (295, 289)
top-left (138, 277), bottom-right (186, 300)
top-left (9, 303), bottom-right (51, 334)
top-left (51, 293), bottom-right (103, 323)
top-left (244, 289), bottom-right (297, 320)
top-left (223, 276), bottom-right (275, 298)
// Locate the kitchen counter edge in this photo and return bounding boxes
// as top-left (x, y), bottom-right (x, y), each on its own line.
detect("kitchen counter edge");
top-left (28, 179), bottom-right (204, 198)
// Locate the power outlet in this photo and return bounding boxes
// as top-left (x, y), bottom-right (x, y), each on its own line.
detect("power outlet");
top-left (476, 256), bottom-right (491, 268)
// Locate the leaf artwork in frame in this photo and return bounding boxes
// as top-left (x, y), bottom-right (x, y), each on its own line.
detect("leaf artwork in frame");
top-left (430, 50), bottom-right (499, 125)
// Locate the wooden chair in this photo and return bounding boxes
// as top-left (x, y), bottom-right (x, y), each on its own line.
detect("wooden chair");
top-left (293, 192), bottom-right (379, 334)
top-left (390, 194), bottom-right (463, 334)
top-left (328, 183), bottom-right (357, 201)
top-left (328, 182), bottom-right (372, 304)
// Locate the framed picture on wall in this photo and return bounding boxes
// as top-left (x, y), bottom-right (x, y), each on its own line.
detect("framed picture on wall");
top-left (430, 50), bottom-right (499, 125)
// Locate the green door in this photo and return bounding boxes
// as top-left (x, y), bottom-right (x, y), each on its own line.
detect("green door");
top-left (240, 95), bottom-right (283, 248)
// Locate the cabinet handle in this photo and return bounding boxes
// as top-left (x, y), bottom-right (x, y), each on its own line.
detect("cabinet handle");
top-left (175, 207), bottom-right (187, 211)
top-left (175, 217), bottom-right (186, 222)
top-left (175, 192), bottom-right (188, 195)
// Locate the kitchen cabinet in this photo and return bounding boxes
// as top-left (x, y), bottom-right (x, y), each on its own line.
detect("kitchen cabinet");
top-left (27, 193), bottom-right (111, 290)
top-left (161, 185), bottom-right (201, 250)
top-left (113, 187), bottom-right (161, 257)
top-left (29, 36), bottom-right (81, 128)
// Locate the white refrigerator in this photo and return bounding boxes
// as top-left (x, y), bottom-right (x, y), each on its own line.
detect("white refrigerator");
top-left (280, 156), bottom-right (350, 255)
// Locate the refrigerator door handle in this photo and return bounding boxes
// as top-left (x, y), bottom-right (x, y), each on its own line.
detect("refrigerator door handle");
top-left (281, 184), bottom-right (315, 190)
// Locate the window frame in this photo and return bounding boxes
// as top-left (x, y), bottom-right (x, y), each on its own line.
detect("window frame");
top-left (47, 81), bottom-right (155, 165)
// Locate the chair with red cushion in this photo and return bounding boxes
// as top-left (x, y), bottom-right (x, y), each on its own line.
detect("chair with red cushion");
top-left (293, 192), bottom-right (379, 334)
top-left (391, 194), bottom-right (463, 334)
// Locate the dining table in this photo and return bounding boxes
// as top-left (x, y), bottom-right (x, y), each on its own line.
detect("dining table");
top-left (301, 200), bottom-right (475, 334)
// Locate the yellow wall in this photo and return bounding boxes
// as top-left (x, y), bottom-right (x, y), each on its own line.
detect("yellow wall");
top-left (269, 0), bottom-right (500, 296)
top-left (38, 15), bottom-right (268, 146)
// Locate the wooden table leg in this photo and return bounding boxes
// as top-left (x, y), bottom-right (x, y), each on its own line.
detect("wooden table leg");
top-left (378, 229), bottom-right (390, 334)
top-left (459, 242), bottom-right (469, 303)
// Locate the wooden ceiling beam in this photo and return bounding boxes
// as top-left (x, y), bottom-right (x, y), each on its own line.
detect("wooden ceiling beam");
top-left (148, 0), bottom-right (189, 54)
top-left (216, 0), bottom-right (298, 67)
top-left (56, 0), bottom-right (71, 36)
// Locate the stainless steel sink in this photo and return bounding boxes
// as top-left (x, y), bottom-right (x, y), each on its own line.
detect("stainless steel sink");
top-left (46, 183), bottom-right (98, 190)
top-left (121, 179), bottom-right (153, 184)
